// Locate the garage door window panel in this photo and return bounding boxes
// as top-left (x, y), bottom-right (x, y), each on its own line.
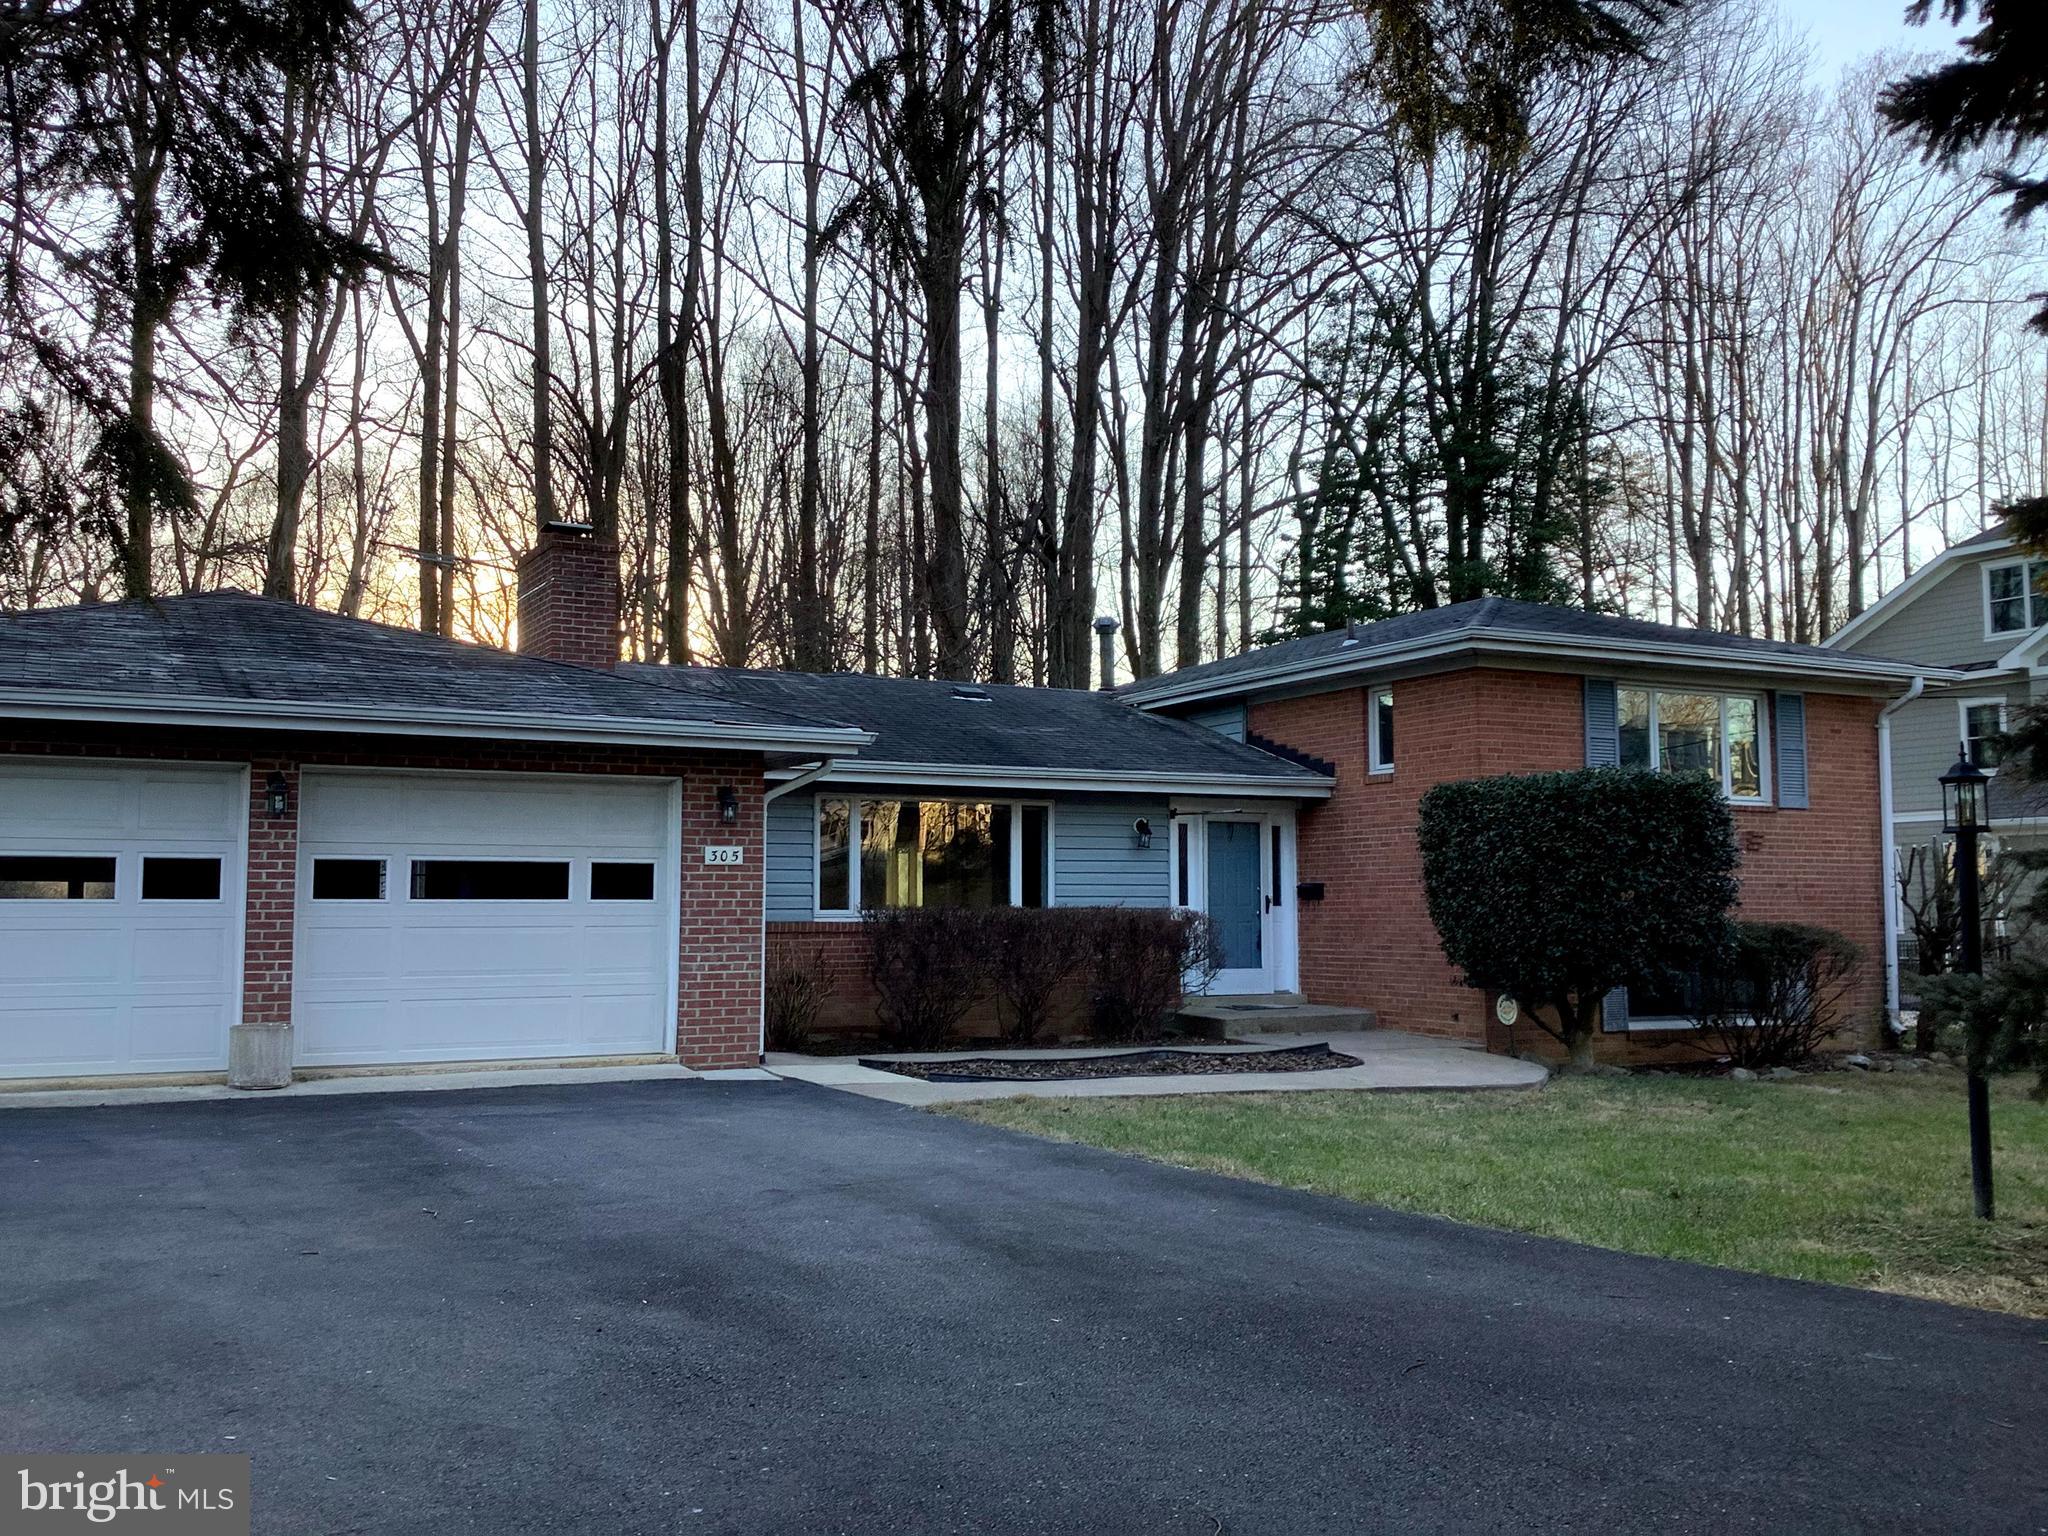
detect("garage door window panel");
top-left (409, 860), bottom-right (571, 901)
top-left (591, 861), bottom-right (656, 901)
top-left (141, 857), bottom-right (222, 901)
top-left (312, 858), bottom-right (387, 900)
top-left (0, 855), bottom-right (116, 900)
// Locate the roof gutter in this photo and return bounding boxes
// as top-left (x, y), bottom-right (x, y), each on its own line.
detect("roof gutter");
top-left (0, 690), bottom-right (874, 756)
top-left (762, 760), bottom-right (1333, 799)
top-left (1124, 630), bottom-right (1962, 711)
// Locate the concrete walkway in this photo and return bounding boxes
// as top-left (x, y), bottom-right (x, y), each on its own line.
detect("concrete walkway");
top-left (764, 1028), bottom-right (1547, 1105)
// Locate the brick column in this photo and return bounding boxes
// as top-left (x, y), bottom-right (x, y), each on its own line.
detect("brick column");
top-left (675, 763), bottom-right (766, 1069)
top-left (243, 759), bottom-right (299, 1028)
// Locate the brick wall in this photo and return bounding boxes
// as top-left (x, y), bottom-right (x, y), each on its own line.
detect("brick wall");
top-left (1252, 670), bottom-right (1888, 1064)
top-left (1, 727), bottom-right (766, 1069)
top-left (516, 527), bottom-right (621, 669)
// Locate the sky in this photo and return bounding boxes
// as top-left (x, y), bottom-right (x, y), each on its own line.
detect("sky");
top-left (1785, 0), bottom-right (1968, 78)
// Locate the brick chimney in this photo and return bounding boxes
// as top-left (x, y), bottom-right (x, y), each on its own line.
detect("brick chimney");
top-left (517, 521), bottom-right (620, 668)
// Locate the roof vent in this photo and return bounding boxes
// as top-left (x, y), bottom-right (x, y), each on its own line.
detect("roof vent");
top-left (950, 685), bottom-right (993, 703)
top-left (1341, 619), bottom-right (1360, 647)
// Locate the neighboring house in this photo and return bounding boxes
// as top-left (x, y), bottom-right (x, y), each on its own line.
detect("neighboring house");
top-left (0, 524), bottom-right (1935, 1082)
top-left (1827, 527), bottom-right (2048, 981)
top-left (1123, 599), bottom-right (1941, 1059)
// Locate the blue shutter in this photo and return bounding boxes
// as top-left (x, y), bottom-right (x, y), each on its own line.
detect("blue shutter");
top-left (1584, 679), bottom-right (1620, 767)
top-left (1601, 988), bottom-right (1629, 1033)
top-left (1775, 693), bottom-right (1809, 809)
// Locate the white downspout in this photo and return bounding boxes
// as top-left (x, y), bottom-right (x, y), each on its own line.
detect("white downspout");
top-left (756, 760), bottom-right (838, 1064)
top-left (1878, 677), bottom-right (1928, 1031)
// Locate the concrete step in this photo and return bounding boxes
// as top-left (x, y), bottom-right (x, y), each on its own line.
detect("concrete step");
top-left (1175, 993), bottom-right (1378, 1038)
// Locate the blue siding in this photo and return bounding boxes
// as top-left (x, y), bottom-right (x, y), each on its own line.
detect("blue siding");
top-left (1183, 702), bottom-right (1247, 744)
top-left (1053, 797), bottom-right (1171, 907)
top-left (765, 793), bottom-right (816, 919)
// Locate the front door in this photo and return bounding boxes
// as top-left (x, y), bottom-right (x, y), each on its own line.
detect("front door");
top-left (1204, 817), bottom-right (1270, 993)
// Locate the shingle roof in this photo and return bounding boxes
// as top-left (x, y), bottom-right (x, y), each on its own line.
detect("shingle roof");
top-left (0, 592), bottom-right (864, 749)
top-left (1120, 596), bottom-right (1938, 706)
top-left (620, 664), bottom-right (1328, 784)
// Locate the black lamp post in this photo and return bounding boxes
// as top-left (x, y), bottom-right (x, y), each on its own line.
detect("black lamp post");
top-left (1940, 744), bottom-right (1994, 1220)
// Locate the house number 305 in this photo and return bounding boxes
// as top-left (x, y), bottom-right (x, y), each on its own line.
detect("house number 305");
top-left (702, 845), bottom-right (745, 866)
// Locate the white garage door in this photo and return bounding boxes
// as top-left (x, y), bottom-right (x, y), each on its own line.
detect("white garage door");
top-left (0, 760), bottom-right (244, 1079)
top-left (294, 771), bottom-right (678, 1067)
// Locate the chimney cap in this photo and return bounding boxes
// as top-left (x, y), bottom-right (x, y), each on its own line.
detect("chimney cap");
top-left (540, 520), bottom-right (596, 538)
top-left (1092, 614), bottom-right (1119, 634)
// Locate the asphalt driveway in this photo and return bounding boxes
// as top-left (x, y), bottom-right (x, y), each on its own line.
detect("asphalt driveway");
top-left (1, 1081), bottom-right (2043, 1534)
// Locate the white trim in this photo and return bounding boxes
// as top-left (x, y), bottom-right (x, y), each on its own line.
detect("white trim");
top-left (766, 760), bottom-right (1332, 799)
top-left (810, 793), bottom-right (1055, 918)
top-left (1125, 626), bottom-right (1953, 712)
top-left (1958, 695), bottom-right (2009, 765)
top-left (1368, 687), bottom-right (1394, 775)
top-left (1878, 676), bottom-right (1929, 1027)
top-left (1828, 534), bottom-right (2012, 650)
top-left (0, 689), bottom-right (872, 755)
top-left (1617, 685), bottom-right (1772, 805)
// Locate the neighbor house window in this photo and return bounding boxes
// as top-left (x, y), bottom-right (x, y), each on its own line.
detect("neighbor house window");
top-left (816, 798), bottom-right (1051, 914)
top-left (0, 855), bottom-right (115, 900)
top-left (1617, 688), bottom-right (1767, 802)
top-left (1984, 558), bottom-right (2048, 635)
top-left (1962, 699), bottom-right (2007, 768)
top-left (1369, 688), bottom-right (1394, 773)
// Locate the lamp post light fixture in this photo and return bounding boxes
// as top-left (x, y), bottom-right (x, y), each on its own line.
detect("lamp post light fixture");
top-left (1939, 744), bottom-right (1995, 1220)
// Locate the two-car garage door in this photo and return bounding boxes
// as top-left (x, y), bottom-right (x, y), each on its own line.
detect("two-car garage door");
top-left (0, 762), bottom-right (681, 1078)
top-left (294, 771), bottom-right (678, 1067)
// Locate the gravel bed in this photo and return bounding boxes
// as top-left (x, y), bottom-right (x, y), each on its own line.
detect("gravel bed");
top-left (859, 1041), bottom-right (1364, 1083)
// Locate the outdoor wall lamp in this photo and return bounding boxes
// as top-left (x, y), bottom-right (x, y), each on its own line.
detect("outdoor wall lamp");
top-left (265, 771), bottom-right (292, 819)
top-left (1133, 817), bottom-right (1152, 850)
top-left (717, 785), bottom-right (739, 825)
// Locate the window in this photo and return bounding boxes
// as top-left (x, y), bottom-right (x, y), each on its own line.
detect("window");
top-left (590, 861), bottom-right (655, 901)
top-left (1961, 698), bottom-right (2008, 768)
top-left (312, 858), bottom-right (386, 900)
top-left (0, 855), bottom-right (115, 900)
top-left (1984, 558), bottom-right (2048, 635)
top-left (409, 860), bottom-right (570, 901)
top-left (816, 798), bottom-right (1051, 913)
top-left (1617, 687), bottom-right (1768, 802)
top-left (141, 857), bottom-right (221, 900)
top-left (1369, 688), bottom-right (1394, 773)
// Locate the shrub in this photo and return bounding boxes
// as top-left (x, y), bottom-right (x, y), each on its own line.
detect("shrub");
top-left (986, 907), bottom-right (1091, 1045)
top-left (863, 906), bottom-right (991, 1049)
top-left (765, 943), bottom-right (833, 1053)
top-left (1087, 907), bottom-right (1219, 1043)
top-left (1688, 921), bottom-right (1859, 1069)
top-left (1418, 767), bottom-right (1740, 1071)
top-left (1920, 961), bottom-right (2048, 1095)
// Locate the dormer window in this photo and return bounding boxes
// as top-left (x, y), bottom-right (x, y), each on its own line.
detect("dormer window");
top-left (1984, 558), bottom-right (2048, 635)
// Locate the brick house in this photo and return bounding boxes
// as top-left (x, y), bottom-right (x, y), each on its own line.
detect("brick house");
top-left (1122, 602), bottom-right (1946, 1062)
top-left (0, 530), bottom-right (1940, 1082)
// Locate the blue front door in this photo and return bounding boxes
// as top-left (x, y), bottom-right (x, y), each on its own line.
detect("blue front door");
top-left (1205, 819), bottom-right (1265, 984)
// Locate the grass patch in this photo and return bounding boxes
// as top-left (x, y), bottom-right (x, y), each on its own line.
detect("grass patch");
top-left (945, 1071), bottom-right (2048, 1317)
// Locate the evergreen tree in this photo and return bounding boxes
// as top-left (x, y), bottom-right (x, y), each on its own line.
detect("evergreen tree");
top-left (0, 0), bottom-right (386, 597)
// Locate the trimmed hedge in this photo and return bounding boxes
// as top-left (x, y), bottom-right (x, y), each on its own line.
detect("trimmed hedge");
top-left (1419, 767), bottom-right (1740, 1070)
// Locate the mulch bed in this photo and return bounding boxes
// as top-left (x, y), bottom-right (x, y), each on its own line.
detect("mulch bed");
top-left (858, 1041), bottom-right (1363, 1084)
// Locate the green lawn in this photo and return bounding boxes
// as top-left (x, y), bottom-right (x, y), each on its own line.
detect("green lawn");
top-left (946, 1071), bottom-right (2048, 1317)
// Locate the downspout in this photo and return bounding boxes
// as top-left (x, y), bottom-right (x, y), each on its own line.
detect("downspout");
top-left (757, 760), bottom-right (838, 1064)
top-left (1878, 676), bottom-right (1927, 1033)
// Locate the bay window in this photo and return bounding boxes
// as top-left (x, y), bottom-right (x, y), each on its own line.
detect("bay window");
top-left (1618, 688), bottom-right (1767, 802)
top-left (817, 798), bottom-right (1051, 914)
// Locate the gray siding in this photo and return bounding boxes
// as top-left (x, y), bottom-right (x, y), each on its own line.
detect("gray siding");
top-left (1845, 555), bottom-right (2016, 667)
top-left (1888, 683), bottom-right (2026, 814)
top-left (765, 793), bottom-right (816, 919)
top-left (1182, 702), bottom-right (1248, 743)
top-left (763, 791), bottom-right (1171, 918)
top-left (1052, 796), bottom-right (1172, 907)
